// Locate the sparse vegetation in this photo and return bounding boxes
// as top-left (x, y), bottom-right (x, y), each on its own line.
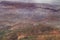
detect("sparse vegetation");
top-left (0, 23), bottom-right (60, 40)
top-left (0, 1), bottom-right (60, 40)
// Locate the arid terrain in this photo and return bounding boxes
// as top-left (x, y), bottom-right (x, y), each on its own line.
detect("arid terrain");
top-left (0, 1), bottom-right (60, 40)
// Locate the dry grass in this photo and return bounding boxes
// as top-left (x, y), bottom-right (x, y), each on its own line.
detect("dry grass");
top-left (37, 34), bottom-right (60, 40)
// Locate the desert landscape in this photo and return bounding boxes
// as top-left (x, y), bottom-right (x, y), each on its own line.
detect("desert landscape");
top-left (0, 1), bottom-right (60, 40)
